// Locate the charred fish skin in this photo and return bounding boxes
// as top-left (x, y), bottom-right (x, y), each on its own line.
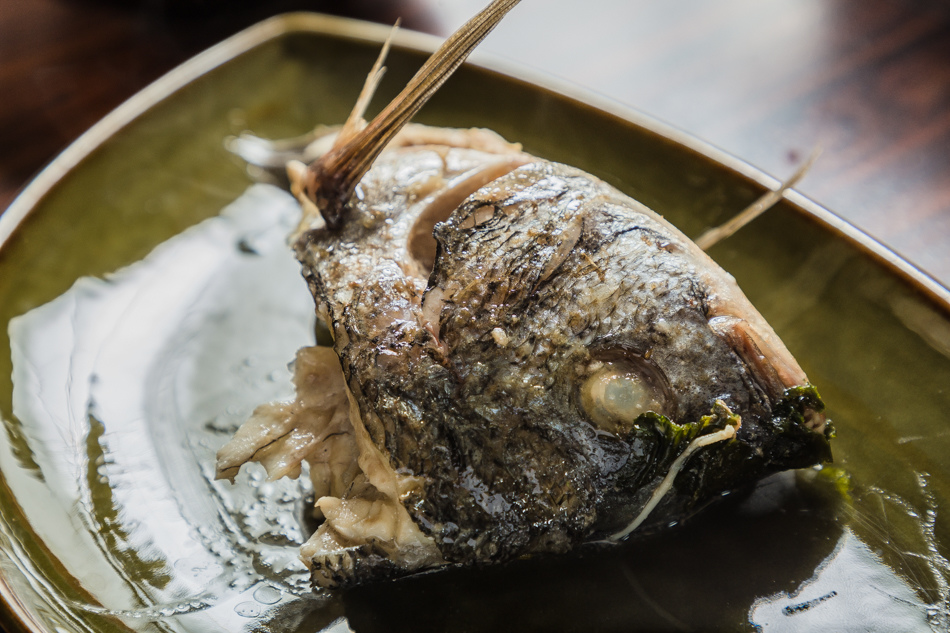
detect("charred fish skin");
top-left (293, 148), bottom-right (832, 577)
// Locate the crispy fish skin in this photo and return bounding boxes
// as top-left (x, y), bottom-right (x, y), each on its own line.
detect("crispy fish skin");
top-left (289, 139), bottom-right (831, 582)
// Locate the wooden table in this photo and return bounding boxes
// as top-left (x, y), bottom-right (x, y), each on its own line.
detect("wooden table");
top-left (3, 0), bottom-right (950, 285)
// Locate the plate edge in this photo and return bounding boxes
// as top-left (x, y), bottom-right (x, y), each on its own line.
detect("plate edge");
top-left (0, 13), bottom-right (439, 253)
top-left (2, 12), bottom-right (948, 314)
top-left (460, 54), bottom-right (950, 312)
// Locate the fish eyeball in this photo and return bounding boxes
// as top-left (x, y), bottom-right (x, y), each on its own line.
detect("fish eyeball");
top-left (581, 361), bottom-right (667, 433)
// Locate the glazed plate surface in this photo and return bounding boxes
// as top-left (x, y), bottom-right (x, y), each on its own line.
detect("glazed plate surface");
top-left (1, 13), bottom-right (950, 633)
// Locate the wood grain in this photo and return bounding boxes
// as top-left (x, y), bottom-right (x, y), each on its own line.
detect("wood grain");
top-left (2, 0), bottom-right (949, 284)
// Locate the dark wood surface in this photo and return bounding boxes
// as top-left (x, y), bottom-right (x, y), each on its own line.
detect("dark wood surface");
top-left (3, 0), bottom-right (950, 285)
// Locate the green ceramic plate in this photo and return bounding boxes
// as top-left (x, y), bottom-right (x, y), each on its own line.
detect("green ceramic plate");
top-left (2, 13), bottom-right (950, 633)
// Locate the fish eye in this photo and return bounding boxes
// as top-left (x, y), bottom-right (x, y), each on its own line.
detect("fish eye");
top-left (580, 355), bottom-right (670, 434)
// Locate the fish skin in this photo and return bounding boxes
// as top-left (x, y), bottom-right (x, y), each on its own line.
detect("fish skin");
top-left (292, 135), bottom-right (832, 581)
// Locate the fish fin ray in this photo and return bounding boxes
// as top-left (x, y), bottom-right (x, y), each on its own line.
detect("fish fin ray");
top-left (338, 20), bottom-right (400, 146)
top-left (303, 0), bottom-right (523, 230)
top-left (695, 147), bottom-right (821, 250)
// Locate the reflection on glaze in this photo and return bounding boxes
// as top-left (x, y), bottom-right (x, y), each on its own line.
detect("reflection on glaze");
top-left (6, 186), bottom-right (344, 632)
top-left (751, 473), bottom-right (950, 632)
top-left (750, 529), bottom-right (930, 631)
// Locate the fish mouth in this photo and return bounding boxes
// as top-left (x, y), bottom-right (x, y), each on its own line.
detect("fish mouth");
top-left (708, 314), bottom-right (827, 435)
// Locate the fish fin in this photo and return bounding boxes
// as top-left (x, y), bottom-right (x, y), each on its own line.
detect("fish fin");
top-left (287, 24), bottom-right (398, 236)
top-left (694, 147), bottom-right (821, 251)
top-left (300, 0), bottom-right (522, 230)
top-left (338, 20), bottom-right (400, 146)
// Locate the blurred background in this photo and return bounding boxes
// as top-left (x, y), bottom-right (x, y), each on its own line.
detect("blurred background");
top-left (2, 0), bottom-right (949, 284)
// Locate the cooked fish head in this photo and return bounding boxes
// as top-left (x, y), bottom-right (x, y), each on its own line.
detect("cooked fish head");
top-left (280, 151), bottom-right (832, 588)
top-left (217, 0), bottom-right (832, 590)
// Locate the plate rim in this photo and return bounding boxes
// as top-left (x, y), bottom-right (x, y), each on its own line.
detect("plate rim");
top-left (1, 10), bottom-right (949, 633)
top-left (2, 12), bottom-right (949, 314)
